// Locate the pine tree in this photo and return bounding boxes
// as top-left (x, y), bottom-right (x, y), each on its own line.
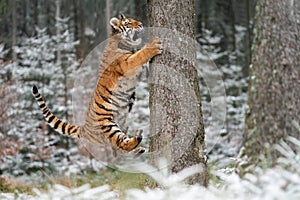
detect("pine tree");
top-left (6, 19), bottom-right (79, 174)
top-left (243, 0), bottom-right (300, 165)
top-left (148, 0), bottom-right (208, 185)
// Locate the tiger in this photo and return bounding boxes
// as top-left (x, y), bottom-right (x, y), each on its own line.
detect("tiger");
top-left (32, 14), bottom-right (162, 155)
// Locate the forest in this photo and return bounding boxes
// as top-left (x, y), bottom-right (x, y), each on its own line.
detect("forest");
top-left (0, 0), bottom-right (300, 199)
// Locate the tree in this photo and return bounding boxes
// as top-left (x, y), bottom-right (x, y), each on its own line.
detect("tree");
top-left (0, 33), bottom-right (17, 174)
top-left (243, 0), bottom-right (300, 165)
top-left (11, 0), bottom-right (17, 64)
top-left (147, 0), bottom-right (208, 185)
top-left (5, 16), bottom-right (78, 174)
top-left (7, 28), bottom-right (59, 174)
top-left (54, 0), bottom-right (79, 157)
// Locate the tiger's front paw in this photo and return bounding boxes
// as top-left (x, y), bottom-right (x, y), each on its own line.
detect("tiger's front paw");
top-left (146, 37), bottom-right (163, 55)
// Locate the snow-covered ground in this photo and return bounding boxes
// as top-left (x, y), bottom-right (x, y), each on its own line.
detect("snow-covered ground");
top-left (1, 137), bottom-right (300, 200)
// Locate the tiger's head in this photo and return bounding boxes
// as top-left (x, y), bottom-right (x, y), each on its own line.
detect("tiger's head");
top-left (110, 14), bottom-right (143, 46)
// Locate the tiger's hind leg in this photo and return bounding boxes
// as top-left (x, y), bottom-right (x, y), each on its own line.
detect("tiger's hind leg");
top-left (133, 147), bottom-right (145, 158)
top-left (117, 130), bottom-right (144, 152)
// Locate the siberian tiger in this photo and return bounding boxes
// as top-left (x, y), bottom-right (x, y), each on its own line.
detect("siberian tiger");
top-left (32, 15), bottom-right (162, 155)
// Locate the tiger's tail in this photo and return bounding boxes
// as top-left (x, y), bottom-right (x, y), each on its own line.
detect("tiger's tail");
top-left (32, 85), bottom-right (80, 137)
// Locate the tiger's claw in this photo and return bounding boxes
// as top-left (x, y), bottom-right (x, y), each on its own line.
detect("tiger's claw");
top-left (135, 130), bottom-right (143, 143)
top-left (133, 147), bottom-right (145, 158)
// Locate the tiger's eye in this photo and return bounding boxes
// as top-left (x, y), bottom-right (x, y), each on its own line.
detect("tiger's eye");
top-left (124, 20), bottom-right (131, 25)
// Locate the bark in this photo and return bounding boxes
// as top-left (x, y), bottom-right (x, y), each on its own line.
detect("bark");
top-left (105, 0), bottom-right (112, 38)
top-left (243, 0), bottom-right (300, 164)
top-left (244, 0), bottom-right (251, 72)
top-left (147, 0), bottom-right (208, 185)
top-left (11, 0), bottom-right (17, 64)
top-left (56, 0), bottom-right (61, 65)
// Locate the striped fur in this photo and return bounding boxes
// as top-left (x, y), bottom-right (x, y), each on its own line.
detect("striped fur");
top-left (32, 85), bottom-right (79, 137)
top-left (32, 15), bottom-right (162, 154)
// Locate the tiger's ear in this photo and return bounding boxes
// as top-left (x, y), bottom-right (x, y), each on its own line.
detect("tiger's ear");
top-left (120, 14), bottom-right (126, 19)
top-left (110, 17), bottom-right (120, 30)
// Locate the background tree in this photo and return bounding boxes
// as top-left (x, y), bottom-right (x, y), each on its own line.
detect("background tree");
top-left (8, 28), bottom-right (59, 174)
top-left (147, 0), bottom-right (208, 185)
top-left (243, 0), bottom-right (300, 164)
top-left (54, 0), bottom-right (79, 158)
top-left (0, 0), bottom-right (256, 177)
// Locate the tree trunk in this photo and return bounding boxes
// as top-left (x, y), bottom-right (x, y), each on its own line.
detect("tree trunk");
top-left (243, 0), bottom-right (300, 165)
top-left (147, 0), bottom-right (208, 185)
top-left (11, 0), bottom-right (17, 64)
top-left (55, 0), bottom-right (61, 65)
top-left (244, 0), bottom-right (251, 71)
top-left (105, 0), bottom-right (112, 38)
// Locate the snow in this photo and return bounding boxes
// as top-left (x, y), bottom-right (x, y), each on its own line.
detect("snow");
top-left (2, 17), bottom-right (298, 200)
top-left (84, 27), bottom-right (96, 37)
top-left (2, 142), bottom-right (300, 200)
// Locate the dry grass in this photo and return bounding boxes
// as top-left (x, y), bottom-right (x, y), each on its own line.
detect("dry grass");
top-left (0, 169), bottom-right (150, 197)
top-left (0, 176), bottom-right (33, 194)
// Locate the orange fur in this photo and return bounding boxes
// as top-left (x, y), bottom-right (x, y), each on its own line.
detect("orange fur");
top-left (32, 15), bottom-right (162, 154)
